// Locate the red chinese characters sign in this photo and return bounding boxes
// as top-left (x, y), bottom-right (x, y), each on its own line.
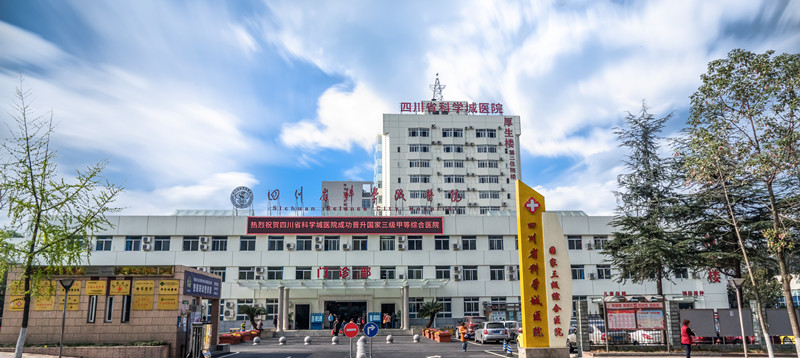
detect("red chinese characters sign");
top-left (399, 101), bottom-right (504, 114)
top-left (247, 216), bottom-right (444, 235)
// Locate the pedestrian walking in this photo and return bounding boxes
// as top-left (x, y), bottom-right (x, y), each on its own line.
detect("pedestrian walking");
top-left (256, 319), bottom-right (263, 332)
top-left (332, 317), bottom-right (340, 336)
top-left (391, 312), bottom-right (397, 328)
top-left (328, 313), bottom-right (334, 329)
top-left (273, 314), bottom-right (278, 328)
top-left (681, 320), bottom-right (696, 358)
top-left (459, 322), bottom-right (468, 351)
top-left (240, 321), bottom-right (246, 331)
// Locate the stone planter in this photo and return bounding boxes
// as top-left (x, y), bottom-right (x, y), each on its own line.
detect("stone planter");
top-left (219, 335), bottom-right (242, 345)
top-left (435, 334), bottom-right (451, 342)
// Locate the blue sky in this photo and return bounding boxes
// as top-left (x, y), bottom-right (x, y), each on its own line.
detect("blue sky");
top-left (1, 0), bottom-right (798, 216)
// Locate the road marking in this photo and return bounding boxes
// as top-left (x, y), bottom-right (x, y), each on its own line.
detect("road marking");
top-left (484, 350), bottom-right (517, 357)
top-left (214, 353), bottom-right (239, 358)
top-left (426, 356), bottom-right (442, 358)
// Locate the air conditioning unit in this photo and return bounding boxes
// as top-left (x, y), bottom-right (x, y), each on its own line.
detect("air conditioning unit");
top-left (253, 303), bottom-right (264, 309)
top-left (314, 236), bottom-right (324, 243)
top-left (437, 172), bottom-right (442, 176)
top-left (398, 243), bottom-right (407, 251)
top-left (586, 243), bottom-right (594, 250)
top-left (342, 243), bottom-right (352, 251)
top-left (200, 267), bottom-right (209, 272)
top-left (286, 243), bottom-right (296, 250)
top-left (255, 275), bottom-right (264, 280)
top-left (437, 141), bottom-right (442, 145)
top-left (468, 126), bottom-right (474, 129)
top-left (399, 274), bottom-right (405, 280)
top-left (500, 172), bottom-right (505, 176)
top-left (314, 243), bottom-right (323, 251)
top-left (431, 124), bottom-right (436, 128)
top-left (452, 244), bottom-right (461, 251)
top-left (502, 202), bottom-right (507, 207)
top-left (453, 273), bottom-right (462, 281)
top-left (499, 157), bottom-right (504, 161)
top-left (255, 267), bottom-right (265, 274)
top-left (142, 236), bottom-right (153, 243)
top-left (142, 244), bottom-right (152, 251)
top-left (199, 243), bottom-right (210, 251)
top-left (398, 236), bottom-right (406, 242)
top-left (225, 301), bottom-right (236, 309)
top-left (507, 272), bottom-right (517, 281)
top-left (454, 266), bottom-right (461, 272)
top-left (200, 236), bottom-right (210, 244)
top-left (223, 309), bottom-right (236, 321)
top-left (589, 273), bottom-right (597, 280)
top-left (436, 157), bottom-right (441, 161)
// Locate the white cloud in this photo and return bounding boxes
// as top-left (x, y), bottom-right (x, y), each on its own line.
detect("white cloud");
top-left (343, 161), bottom-right (374, 181)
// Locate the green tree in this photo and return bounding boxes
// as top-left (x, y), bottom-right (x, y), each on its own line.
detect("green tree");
top-left (417, 300), bottom-right (444, 328)
top-left (238, 304), bottom-right (266, 331)
top-left (604, 102), bottom-right (688, 296)
top-left (0, 80), bottom-right (122, 358)
top-left (684, 49), bottom-right (800, 357)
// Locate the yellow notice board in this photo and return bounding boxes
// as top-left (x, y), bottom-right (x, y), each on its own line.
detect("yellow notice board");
top-left (157, 295), bottom-right (178, 310)
top-left (85, 280), bottom-right (107, 295)
top-left (109, 280), bottom-right (131, 295)
top-left (33, 295), bottom-right (55, 311)
top-left (58, 281), bottom-right (82, 296)
top-left (133, 280), bottom-right (155, 295)
top-left (158, 280), bottom-right (180, 295)
top-left (8, 296), bottom-right (25, 311)
top-left (133, 295), bottom-right (154, 311)
top-left (8, 280), bottom-right (25, 295)
top-left (58, 295), bottom-right (80, 311)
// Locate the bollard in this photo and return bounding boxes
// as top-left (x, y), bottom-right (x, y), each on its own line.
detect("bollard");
top-left (503, 339), bottom-right (507, 353)
top-left (279, 336), bottom-right (286, 345)
top-left (356, 336), bottom-right (367, 358)
top-left (304, 336), bottom-right (312, 345)
top-left (413, 334), bottom-right (420, 343)
top-left (386, 335), bottom-right (394, 344)
top-left (332, 336), bottom-right (339, 345)
top-left (505, 339), bottom-right (513, 356)
top-left (252, 337), bottom-right (261, 345)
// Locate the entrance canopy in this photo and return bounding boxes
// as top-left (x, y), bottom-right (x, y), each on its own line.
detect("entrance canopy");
top-left (236, 278), bottom-right (449, 289)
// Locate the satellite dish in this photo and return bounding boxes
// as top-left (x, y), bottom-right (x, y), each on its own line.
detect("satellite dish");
top-left (230, 186), bottom-right (254, 209)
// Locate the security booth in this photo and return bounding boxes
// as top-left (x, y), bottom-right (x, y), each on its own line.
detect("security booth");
top-left (0, 265), bottom-right (221, 358)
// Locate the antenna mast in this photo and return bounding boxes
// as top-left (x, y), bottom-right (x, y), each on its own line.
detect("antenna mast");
top-left (429, 73), bottom-right (445, 101)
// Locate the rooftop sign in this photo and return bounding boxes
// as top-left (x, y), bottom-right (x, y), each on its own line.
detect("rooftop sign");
top-left (247, 216), bottom-right (444, 235)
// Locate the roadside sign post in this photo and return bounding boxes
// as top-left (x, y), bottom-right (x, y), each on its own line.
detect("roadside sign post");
top-left (344, 322), bottom-right (359, 358)
top-left (363, 322), bottom-right (379, 358)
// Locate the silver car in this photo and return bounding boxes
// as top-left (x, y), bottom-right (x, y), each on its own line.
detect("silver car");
top-left (475, 322), bottom-right (509, 344)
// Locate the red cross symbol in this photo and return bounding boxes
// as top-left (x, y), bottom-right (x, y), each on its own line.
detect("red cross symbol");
top-left (524, 197), bottom-right (540, 214)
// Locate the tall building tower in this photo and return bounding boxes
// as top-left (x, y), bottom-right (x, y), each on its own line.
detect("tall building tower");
top-left (376, 77), bottom-right (521, 215)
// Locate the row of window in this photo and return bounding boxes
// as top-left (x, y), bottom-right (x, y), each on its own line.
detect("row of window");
top-left (402, 175), bottom-right (502, 184)
top-left (569, 265), bottom-right (695, 280)
top-left (567, 236), bottom-right (608, 250)
top-left (405, 160), bottom-right (501, 168)
top-left (219, 265), bottom-right (516, 282)
top-left (97, 235), bottom-right (510, 252)
top-left (408, 128), bottom-right (498, 138)
top-left (405, 144), bottom-right (500, 153)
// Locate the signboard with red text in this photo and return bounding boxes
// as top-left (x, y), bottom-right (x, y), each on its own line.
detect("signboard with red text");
top-left (515, 180), bottom-right (572, 348)
top-left (247, 216), bottom-right (443, 235)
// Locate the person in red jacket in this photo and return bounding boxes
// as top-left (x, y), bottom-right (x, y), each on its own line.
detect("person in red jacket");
top-left (681, 320), bottom-right (696, 358)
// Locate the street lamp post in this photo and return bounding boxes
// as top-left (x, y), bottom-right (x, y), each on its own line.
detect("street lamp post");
top-left (729, 278), bottom-right (748, 358)
top-left (58, 278), bottom-right (75, 358)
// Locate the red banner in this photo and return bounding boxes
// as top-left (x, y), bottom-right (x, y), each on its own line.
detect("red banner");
top-left (247, 216), bottom-right (444, 235)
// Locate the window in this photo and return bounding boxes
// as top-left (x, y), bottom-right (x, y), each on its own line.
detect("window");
top-left (489, 236), bottom-right (504, 250)
top-left (464, 297), bottom-right (480, 316)
top-left (268, 236), bottom-right (284, 251)
top-left (435, 298), bottom-right (452, 318)
top-left (407, 236), bottom-right (423, 250)
top-left (462, 266), bottom-right (478, 281)
top-left (407, 266), bottom-right (423, 279)
top-left (443, 160), bottom-right (464, 168)
top-left (674, 267), bottom-right (689, 279)
top-left (597, 265), bottom-right (612, 280)
top-left (380, 266), bottom-right (396, 279)
top-left (593, 235), bottom-right (608, 250)
top-left (476, 129), bottom-right (497, 138)
top-left (211, 236), bottom-right (228, 251)
top-left (210, 267), bottom-right (227, 281)
top-left (267, 266), bottom-right (283, 280)
top-left (409, 297), bottom-right (424, 318)
top-left (443, 206), bottom-right (466, 215)
top-left (240, 236), bottom-right (256, 251)
top-left (183, 236), bottom-right (199, 251)
top-left (362, 199), bottom-right (370, 208)
top-left (478, 175), bottom-right (499, 184)
top-left (442, 145), bottom-right (464, 153)
top-left (477, 160), bottom-right (499, 168)
top-left (408, 128), bottom-right (430, 137)
top-left (239, 267), bottom-right (256, 280)
top-left (479, 191), bottom-right (500, 199)
top-left (408, 144), bottom-right (430, 152)
top-left (567, 236), bottom-right (582, 250)
top-left (95, 236), bottom-right (112, 251)
top-left (435, 266), bottom-right (451, 279)
top-left (153, 236), bottom-right (170, 251)
top-left (352, 236), bottom-right (368, 251)
top-left (409, 175), bottom-right (430, 183)
top-left (442, 128), bottom-right (463, 137)
top-left (409, 159), bottom-right (430, 168)
top-left (296, 266), bottom-right (312, 280)
top-left (236, 299), bottom-right (254, 321)
top-left (571, 265), bottom-right (585, 280)
top-left (296, 236), bottom-right (312, 251)
top-left (352, 266), bottom-right (370, 279)
top-left (380, 236), bottom-right (395, 251)
top-left (434, 236), bottom-right (450, 250)
top-left (125, 236), bottom-right (141, 251)
top-left (477, 145), bottom-right (497, 153)
top-left (409, 190), bottom-right (427, 199)
top-left (461, 236), bottom-right (477, 250)
top-left (121, 295), bottom-right (132, 323)
top-left (322, 266), bottom-right (341, 279)
top-left (490, 266), bottom-right (505, 280)
top-left (87, 295), bottom-right (98, 323)
top-left (444, 175), bottom-right (465, 183)
top-left (104, 296), bottom-right (114, 322)
top-left (266, 299), bottom-right (278, 322)
top-left (444, 190), bottom-right (465, 200)
top-left (324, 236), bottom-right (340, 251)
top-left (480, 206), bottom-right (501, 214)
